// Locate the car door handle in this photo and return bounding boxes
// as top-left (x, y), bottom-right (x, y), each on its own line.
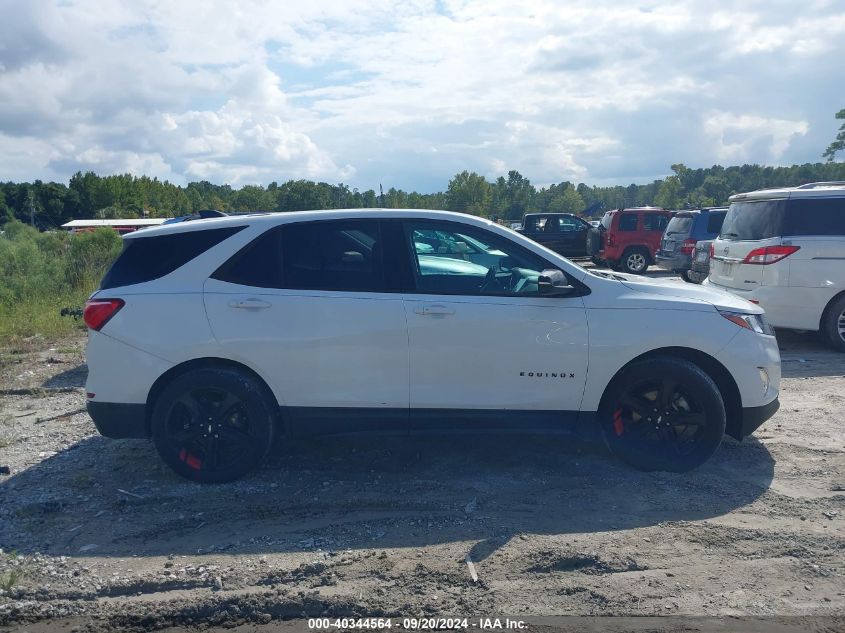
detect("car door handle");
top-left (228, 299), bottom-right (272, 310)
top-left (414, 304), bottom-right (455, 316)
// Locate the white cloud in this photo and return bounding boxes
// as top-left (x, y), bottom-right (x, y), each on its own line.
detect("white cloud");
top-left (0, 0), bottom-right (842, 190)
top-left (703, 112), bottom-right (810, 163)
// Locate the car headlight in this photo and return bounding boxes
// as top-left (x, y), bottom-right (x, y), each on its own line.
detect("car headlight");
top-left (719, 310), bottom-right (774, 335)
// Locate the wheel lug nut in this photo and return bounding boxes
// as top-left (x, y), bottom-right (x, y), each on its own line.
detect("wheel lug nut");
top-left (647, 417), bottom-right (652, 422)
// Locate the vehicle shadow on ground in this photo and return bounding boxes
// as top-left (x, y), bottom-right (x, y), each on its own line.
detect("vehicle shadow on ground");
top-left (0, 430), bottom-right (774, 560)
top-left (41, 363), bottom-right (87, 389)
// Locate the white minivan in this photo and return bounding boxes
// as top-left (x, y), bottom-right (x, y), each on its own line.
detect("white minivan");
top-left (706, 182), bottom-right (845, 351)
top-left (83, 209), bottom-right (780, 482)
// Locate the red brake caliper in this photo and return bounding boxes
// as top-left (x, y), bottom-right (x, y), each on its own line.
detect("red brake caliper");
top-left (613, 408), bottom-right (624, 436)
top-left (179, 448), bottom-right (203, 470)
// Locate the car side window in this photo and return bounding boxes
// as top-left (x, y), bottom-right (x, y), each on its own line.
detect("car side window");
top-left (212, 220), bottom-right (385, 292)
top-left (784, 198), bottom-right (845, 236)
top-left (404, 221), bottom-right (551, 297)
top-left (644, 214), bottom-right (669, 232)
top-left (707, 213), bottom-right (726, 234)
top-left (618, 214), bottom-right (639, 231)
top-left (559, 216), bottom-right (579, 232)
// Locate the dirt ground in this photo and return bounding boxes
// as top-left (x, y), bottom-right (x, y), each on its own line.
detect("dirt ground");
top-left (1, 285), bottom-right (844, 631)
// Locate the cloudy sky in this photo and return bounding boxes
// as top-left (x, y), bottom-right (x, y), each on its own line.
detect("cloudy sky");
top-left (0, 0), bottom-right (842, 192)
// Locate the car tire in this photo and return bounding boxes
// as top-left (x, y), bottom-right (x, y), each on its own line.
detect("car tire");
top-left (151, 367), bottom-right (277, 483)
top-left (680, 270), bottom-right (697, 283)
top-left (599, 357), bottom-right (726, 472)
top-left (821, 294), bottom-right (845, 353)
top-left (620, 248), bottom-right (649, 274)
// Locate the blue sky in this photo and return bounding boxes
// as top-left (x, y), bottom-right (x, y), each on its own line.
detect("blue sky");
top-left (0, 0), bottom-right (842, 192)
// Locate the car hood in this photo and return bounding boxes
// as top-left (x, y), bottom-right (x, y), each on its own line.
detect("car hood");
top-left (616, 274), bottom-right (763, 314)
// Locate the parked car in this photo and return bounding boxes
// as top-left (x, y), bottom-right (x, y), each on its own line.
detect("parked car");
top-left (655, 208), bottom-right (727, 282)
top-left (687, 239), bottom-right (714, 284)
top-left (705, 182), bottom-right (845, 351)
top-left (587, 207), bottom-right (674, 274)
top-left (517, 213), bottom-right (591, 257)
top-left (84, 209), bottom-right (780, 482)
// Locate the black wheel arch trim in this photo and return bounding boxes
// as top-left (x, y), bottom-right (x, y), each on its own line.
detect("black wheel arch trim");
top-left (145, 357), bottom-right (281, 436)
top-left (598, 346), bottom-right (747, 440)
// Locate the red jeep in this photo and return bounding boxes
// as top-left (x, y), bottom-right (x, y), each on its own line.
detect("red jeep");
top-left (586, 207), bottom-right (674, 274)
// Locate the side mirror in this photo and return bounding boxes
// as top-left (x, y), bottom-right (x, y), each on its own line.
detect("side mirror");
top-left (538, 269), bottom-right (575, 296)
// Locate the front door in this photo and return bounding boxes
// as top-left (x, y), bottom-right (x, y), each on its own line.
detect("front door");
top-left (400, 220), bottom-right (589, 427)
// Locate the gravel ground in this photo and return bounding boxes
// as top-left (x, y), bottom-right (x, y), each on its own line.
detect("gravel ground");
top-left (1, 299), bottom-right (844, 631)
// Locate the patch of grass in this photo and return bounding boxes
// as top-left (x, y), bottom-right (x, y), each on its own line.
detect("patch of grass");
top-left (0, 569), bottom-right (21, 592)
top-left (0, 290), bottom-right (90, 342)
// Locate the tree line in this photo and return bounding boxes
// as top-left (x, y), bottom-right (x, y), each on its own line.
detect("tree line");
top-left (1, 161), bottom-right (843, 230)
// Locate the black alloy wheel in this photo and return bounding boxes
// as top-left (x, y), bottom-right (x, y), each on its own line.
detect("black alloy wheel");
top-left (152, 368), bottom-right (276, 483)
top-left (601, 357), bottom-right (726, 472)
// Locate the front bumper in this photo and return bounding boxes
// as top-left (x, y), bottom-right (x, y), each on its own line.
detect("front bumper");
top-left (734, 398), bottom-right (780, 440)
top-left (87, 401), bottom-right (148, 439)
top-left (654, 251), bottom-right (692, 271)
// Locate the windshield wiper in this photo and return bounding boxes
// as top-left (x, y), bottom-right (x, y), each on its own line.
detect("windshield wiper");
top-left (722, 232), bottom-right (739, 238)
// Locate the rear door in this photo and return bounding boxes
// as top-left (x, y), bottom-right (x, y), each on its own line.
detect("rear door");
top-left (709, 199), bottom-right (786, 290)
top-left (203, 219), bottom-right (409, 413)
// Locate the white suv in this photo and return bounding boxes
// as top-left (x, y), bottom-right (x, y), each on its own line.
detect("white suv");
top-left (706, 182), bottom-right (845, 351)
top-left (84, 210), bottom-right (780, 482)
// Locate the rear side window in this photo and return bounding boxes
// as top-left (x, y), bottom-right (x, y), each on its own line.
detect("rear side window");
top-left (783, 198), bottom-right (845, 236)
top-left (213, 220), bottom-right (385, 292)
top-left (618, 214), bottom-right (639, 231)
top-left (100, 226), bottom-right (245, 289)
top-left (643, 214), bottom-right (668, 232)
top-left (706, 212), bottom-right (726, 234)
top-left (721, 200), bottom-right (786, 241)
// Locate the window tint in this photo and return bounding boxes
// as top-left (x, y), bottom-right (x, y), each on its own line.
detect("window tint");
top-left (405, 221), bottom-right (552, 297)
top-left (525, 216), bottom-right (559, 233)
top-left (706, 212), bottom-right (726, 234)
top-left (644, 214), bottom-right (669, 232)
top-left (721, 200), bottom-right (786, 241)
top-left (784, 198), bottom-right (845, 236)
top-left (212, 227), bottom-right (283, 288)
top-left (618, 214), bottom-right (639, 231)
top-left (101, 226), bottom-right (245, 289)
top-left (282, 221), bottom-right (383, 291)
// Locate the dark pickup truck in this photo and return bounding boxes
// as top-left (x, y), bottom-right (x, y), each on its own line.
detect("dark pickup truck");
top-left (516, 213), bottom-right (590, 257)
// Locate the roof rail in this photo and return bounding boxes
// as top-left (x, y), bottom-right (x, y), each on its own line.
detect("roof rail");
top-left (795, 181), bottom-right (845, 189)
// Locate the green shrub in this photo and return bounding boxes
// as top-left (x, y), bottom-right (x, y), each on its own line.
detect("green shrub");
top-left (0, 221), bottom-right (122, 342)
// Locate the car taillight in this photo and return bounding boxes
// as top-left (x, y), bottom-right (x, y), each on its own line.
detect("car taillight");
top-left (679, 238), bottom-right (696, 254)
top-left (83, 299), bottom-right (125, 331)
top-left (742, 245), bottom-right (800, 265)
top-left (709, 243), bottom-right (714, 258)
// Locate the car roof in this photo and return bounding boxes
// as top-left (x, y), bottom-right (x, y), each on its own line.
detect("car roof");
top-left (610, 206), bottom-right (667, 213)
top-left (523, 212), bottom-right (577, 217)
top-left (124, 208), bottom-right (500, 240)
top-left (729, 182), bottom-right (845, 203)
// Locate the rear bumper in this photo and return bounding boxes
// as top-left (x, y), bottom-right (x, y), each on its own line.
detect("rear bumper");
top-left (733, 398), bottom-right (780, 440)
top-left (654, 251), bottom-right (691, 271)
top-left (87, 401), bottom-right (148, 439)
